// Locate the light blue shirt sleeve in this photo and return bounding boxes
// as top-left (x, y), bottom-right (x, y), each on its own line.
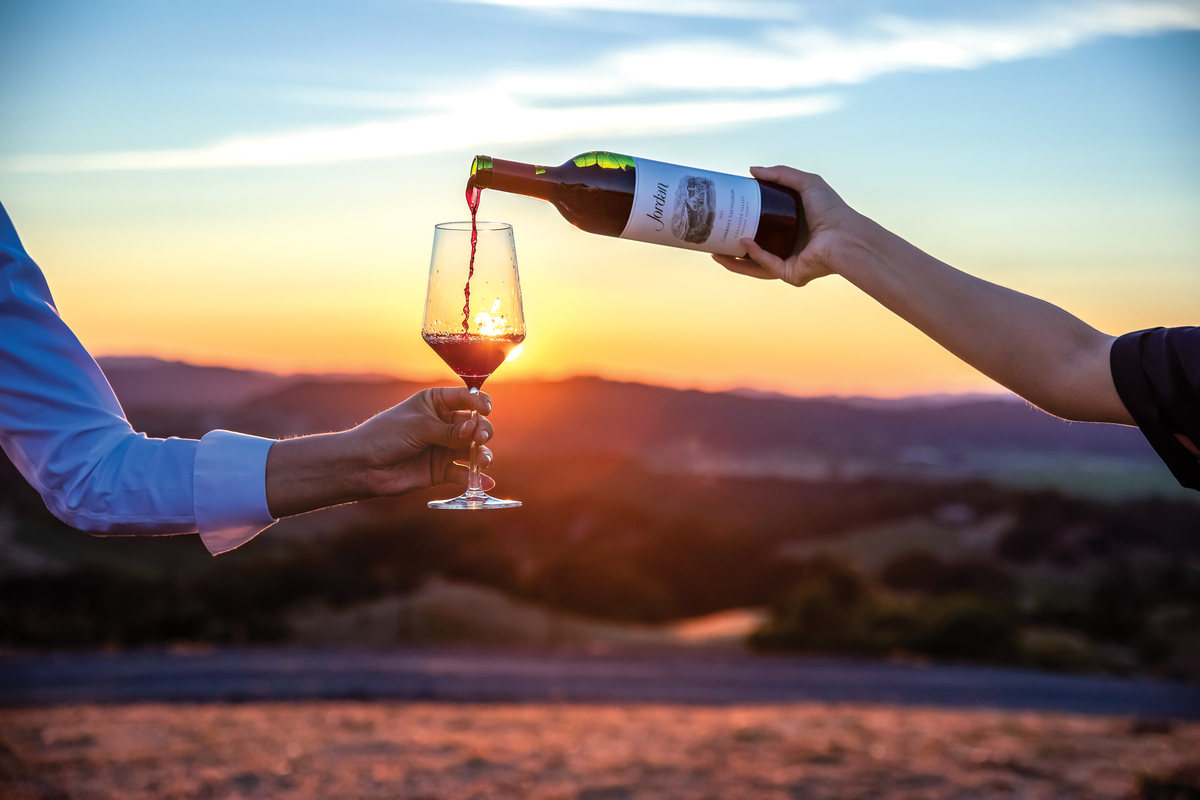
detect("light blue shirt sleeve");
top-left (0, 202), bottom-right (277, 554)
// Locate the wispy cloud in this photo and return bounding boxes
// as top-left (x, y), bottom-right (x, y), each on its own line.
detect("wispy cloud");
top-left (2, 95), bottom-right (838, 172)
top-left (4, 0), bottom-right (1197, 172)
top-left (502, 0), bottom-right (1200, 97)
top-left (438, 0), bottom-right (801, 20)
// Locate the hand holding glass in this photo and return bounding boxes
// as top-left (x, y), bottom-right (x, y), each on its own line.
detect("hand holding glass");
top-left (421, 221), bottom-right (525, 509)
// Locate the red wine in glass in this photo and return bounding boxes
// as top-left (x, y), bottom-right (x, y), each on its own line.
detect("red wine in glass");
top-left (422, 331), bottom-right (525, 391)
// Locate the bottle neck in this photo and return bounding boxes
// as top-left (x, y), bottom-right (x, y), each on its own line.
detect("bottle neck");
top-left (471, 156), bottom-right (557, 202)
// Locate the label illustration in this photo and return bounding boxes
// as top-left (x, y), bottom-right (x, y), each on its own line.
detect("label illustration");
top-left (673, 176), bottom-right (716, 244)
top-left (620, 158), bottom-right (760, 256)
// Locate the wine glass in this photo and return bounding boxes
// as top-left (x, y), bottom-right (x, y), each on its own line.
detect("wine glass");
top-left (422, 221), bottom-right (525, 509)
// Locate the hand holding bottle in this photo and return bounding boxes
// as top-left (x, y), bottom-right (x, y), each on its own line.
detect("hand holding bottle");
top-left (711, 165), bottom-right (860, 287)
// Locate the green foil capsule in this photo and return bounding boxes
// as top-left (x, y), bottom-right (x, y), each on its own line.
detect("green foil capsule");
top-left (572, 151), bottom-right (635, 170)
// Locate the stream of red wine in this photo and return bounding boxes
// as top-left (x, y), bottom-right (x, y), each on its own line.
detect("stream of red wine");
top-left (463, 182), bottom-right (481, 332)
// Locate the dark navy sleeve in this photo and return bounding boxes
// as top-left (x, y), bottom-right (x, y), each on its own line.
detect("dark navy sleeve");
top-left (1110, 327), bottom-right (1200, 490)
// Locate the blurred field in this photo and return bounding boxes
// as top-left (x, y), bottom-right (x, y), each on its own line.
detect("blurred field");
top-left (286, 578), bottom-right (764, 650)
top-left (2, 702), bottom-right (1197, 799)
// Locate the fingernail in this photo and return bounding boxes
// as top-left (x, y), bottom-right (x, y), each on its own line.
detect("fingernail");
top-left (480, 430), bottom-right (490, 443)
top-left (486, 401), bottom-right (492, 413)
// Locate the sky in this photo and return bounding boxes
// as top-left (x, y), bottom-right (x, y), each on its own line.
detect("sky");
top-left (1, 0), bottom-right (1197, 397)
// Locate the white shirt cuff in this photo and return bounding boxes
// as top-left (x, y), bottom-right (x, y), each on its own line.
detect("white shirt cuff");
top-left (194, 430), bottom-right (278, 555)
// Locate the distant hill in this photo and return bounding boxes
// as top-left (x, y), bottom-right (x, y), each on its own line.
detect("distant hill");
top-left (97, 357), bottom-right (1181, 499)
top-left (96, 356), bottom-right (393, 411)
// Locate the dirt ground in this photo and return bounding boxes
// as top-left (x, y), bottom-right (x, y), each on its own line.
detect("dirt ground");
top-left (1, 703), bottom-right (1196, 800)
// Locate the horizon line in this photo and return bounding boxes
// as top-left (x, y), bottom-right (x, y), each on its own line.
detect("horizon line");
top-left (93, 354), bottom-right (1023, 405)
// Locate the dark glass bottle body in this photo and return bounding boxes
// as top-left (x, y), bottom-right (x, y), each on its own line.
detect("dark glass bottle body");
top-left (469, 152), bottom-right (806, 259)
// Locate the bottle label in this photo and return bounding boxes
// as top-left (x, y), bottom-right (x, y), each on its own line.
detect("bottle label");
top-left (620, 158), bottom-right (761, 256)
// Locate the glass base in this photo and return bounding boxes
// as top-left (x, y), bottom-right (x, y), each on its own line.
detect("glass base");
top-left (428, 490), bottom-right (521, 510)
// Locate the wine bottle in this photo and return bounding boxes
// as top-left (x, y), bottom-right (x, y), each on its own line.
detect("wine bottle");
top-left (468, 151), bottom-right (806, 259)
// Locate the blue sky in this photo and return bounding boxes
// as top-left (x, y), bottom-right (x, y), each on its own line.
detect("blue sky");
top-left (5, 1), bottom-right (1198, 168)
top-left (1, 0), bottom-right (1197, 395)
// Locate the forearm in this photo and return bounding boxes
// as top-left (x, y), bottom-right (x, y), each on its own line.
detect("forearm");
top-left (264, 431), bottom-right (370, 518)
top-left (836, 214), bottom-right (1133, 424)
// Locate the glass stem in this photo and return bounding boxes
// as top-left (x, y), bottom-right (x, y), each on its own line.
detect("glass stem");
top-left (467, 387), bottom-right (483, 493)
